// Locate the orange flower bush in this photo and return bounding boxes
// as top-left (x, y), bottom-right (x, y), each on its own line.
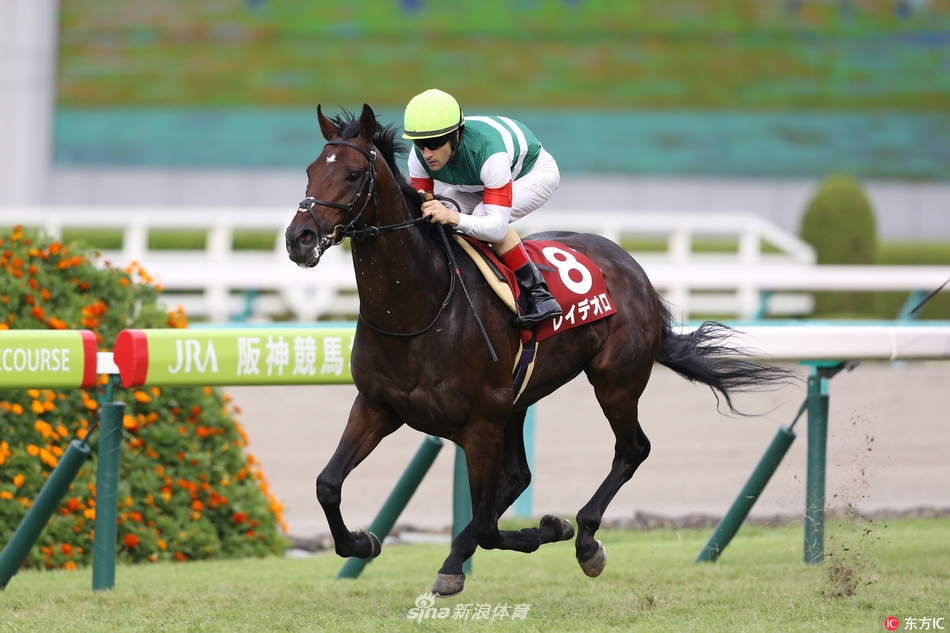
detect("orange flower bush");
top-left (0, 226), bottom-right (286, 571)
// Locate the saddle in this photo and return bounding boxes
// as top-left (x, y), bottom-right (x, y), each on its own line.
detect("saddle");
top-left (454, 235), bottom-right (616, 403)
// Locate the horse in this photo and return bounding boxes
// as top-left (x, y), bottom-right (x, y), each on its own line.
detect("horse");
top-left (285, 104), bottom-right (788, 597)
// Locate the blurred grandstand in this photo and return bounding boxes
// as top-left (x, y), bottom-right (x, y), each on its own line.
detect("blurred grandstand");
top-left (2, 0), bottom-right (949, 237)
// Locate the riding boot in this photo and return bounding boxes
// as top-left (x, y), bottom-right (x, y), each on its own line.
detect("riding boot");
top-left (512, 260), bottom-right (562, 327)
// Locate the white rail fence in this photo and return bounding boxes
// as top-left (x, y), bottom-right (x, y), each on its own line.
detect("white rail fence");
top-left (2, 206), bottom-right (948, 322)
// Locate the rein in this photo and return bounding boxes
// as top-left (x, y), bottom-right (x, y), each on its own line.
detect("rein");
top-left (357, 240), bottom-right (457, 339)
top-left (299, 139), bottom-right (497, 362)
top-left (357, 196), bottom-right (498, 363)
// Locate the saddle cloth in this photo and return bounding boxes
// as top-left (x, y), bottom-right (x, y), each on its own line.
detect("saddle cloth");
top-left (454, 235), bottom-right (617, 343)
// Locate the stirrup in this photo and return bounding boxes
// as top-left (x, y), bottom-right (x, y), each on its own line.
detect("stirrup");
top-left (515, 295), bottom-right (562, 327)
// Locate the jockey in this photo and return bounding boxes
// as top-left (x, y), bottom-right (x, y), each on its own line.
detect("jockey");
top-left (403, 88), bottom-right (563, 327)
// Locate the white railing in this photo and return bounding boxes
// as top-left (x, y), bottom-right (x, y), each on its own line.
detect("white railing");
top-left (3, 206), bottom-right (948, 322)
top-left (517, 210), bottom-right (817, 265)
top-left (525, 210), bottom-right (818, 319)
top-left (0, 207), bottom-right (356, 322)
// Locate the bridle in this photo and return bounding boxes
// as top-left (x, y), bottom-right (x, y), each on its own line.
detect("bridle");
top-left (296, 140), bottom-right (377, 258)
top-left (296, 139), bottom-right (426, 258)
top-left (295, 138), bottom-right (497, 362)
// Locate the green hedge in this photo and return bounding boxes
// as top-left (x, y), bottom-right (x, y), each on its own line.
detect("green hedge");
top-left (0, 226), bottom-right (286, 572)
top-left (799, 174), bottom-right (879, 317)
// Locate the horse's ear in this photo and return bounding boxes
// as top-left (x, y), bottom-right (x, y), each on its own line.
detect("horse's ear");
top-left (317, 105), bottom-right (337, 141)
top-left (358, 103), bottom-right (376, 144)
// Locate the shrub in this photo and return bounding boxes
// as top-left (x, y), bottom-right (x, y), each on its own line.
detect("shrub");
top-left (0, 226), bottom-right (287, 572)
top-left (799, 174), bottom-right (878, 317)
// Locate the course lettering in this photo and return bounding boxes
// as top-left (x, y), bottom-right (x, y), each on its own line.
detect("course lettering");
top-left (0, 330), bottom-right (97, 389)
top-left (1, 347), bottom-right (70, 373)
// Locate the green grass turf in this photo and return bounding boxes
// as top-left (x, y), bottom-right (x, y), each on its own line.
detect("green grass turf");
top-left (2, 518), bottom-right (947, 632)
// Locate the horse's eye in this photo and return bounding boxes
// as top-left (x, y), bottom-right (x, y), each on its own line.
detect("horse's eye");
top-left (346, 171), bottom-right (361, 182)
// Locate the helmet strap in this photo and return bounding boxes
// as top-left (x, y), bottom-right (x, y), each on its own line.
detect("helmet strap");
top-left (448, 126), bottom-right (463, 163)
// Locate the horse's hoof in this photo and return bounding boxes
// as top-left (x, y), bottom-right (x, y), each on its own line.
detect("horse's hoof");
top-left (578, 539), bottom-right (607, 577)
top-left (541, 514), bottom-right (575, 541)
top-left (356, 530), bottom-right (381, 559)
top-left (432, 573), bottom-right (466, 597)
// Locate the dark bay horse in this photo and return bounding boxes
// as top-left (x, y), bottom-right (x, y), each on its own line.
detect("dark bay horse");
top-left (285, 104), bottom-right (786, 597)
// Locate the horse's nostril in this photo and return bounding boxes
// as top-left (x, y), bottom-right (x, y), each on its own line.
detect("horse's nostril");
top-left (292, 229), bottom-right (316, 248)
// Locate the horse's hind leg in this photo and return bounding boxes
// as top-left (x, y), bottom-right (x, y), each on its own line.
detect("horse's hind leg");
top-left (575, 425), bottom-right (651, 576)
top-left (317, 394), bottom-right (403, 560)
top-left (433, 411), bottom-right (574, 597)
top-left (575, 370), bottom-right (653, 577)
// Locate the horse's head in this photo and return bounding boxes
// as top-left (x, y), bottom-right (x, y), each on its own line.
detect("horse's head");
top-left (286, 103), bottom-right (379, 268)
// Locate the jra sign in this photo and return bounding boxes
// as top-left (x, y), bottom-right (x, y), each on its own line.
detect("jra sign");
top-left (113, 328), bottom-right (355, 387)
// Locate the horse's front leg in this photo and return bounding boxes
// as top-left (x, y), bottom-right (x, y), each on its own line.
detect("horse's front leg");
top-left (317, 394), bottom-right (403, 560)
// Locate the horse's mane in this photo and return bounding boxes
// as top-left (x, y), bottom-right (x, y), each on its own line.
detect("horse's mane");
top-left (328, 110), bottom-right (425, 219)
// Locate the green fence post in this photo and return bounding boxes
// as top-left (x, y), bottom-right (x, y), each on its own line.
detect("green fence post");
top-left (512, 406), bottom-right (536, 519)
top-left (338, 435), bottom-right (443, 579)
top-left (92, 401), bottom-right (125, 591)
top-left (804, 366), bottom-right (828, 564)
top-left (695, 417), bottom-right (799, 563)
top-left (752, 290), bottom-right (774, 321)
top-left (452, 444), bottom-right (473, 576)
top-left (801, 360), bottom-right (850, 565)
top-left (0, 440), bottom-right (91, 589)
top-left (898, 290), bottom-right (926, 320)
top-left (696, 399), bottom-right (806, 563)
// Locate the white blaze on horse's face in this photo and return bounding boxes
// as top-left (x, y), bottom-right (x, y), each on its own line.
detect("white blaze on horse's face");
top-left (326, 154), bottom-right (337, 163)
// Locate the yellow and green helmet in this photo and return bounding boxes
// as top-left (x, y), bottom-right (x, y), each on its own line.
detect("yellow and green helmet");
top-left (402, 89), bottom-right (464, 140)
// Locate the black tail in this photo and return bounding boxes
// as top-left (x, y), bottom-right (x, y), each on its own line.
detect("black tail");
top-left (655, 300), bottom-right (792, 414)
